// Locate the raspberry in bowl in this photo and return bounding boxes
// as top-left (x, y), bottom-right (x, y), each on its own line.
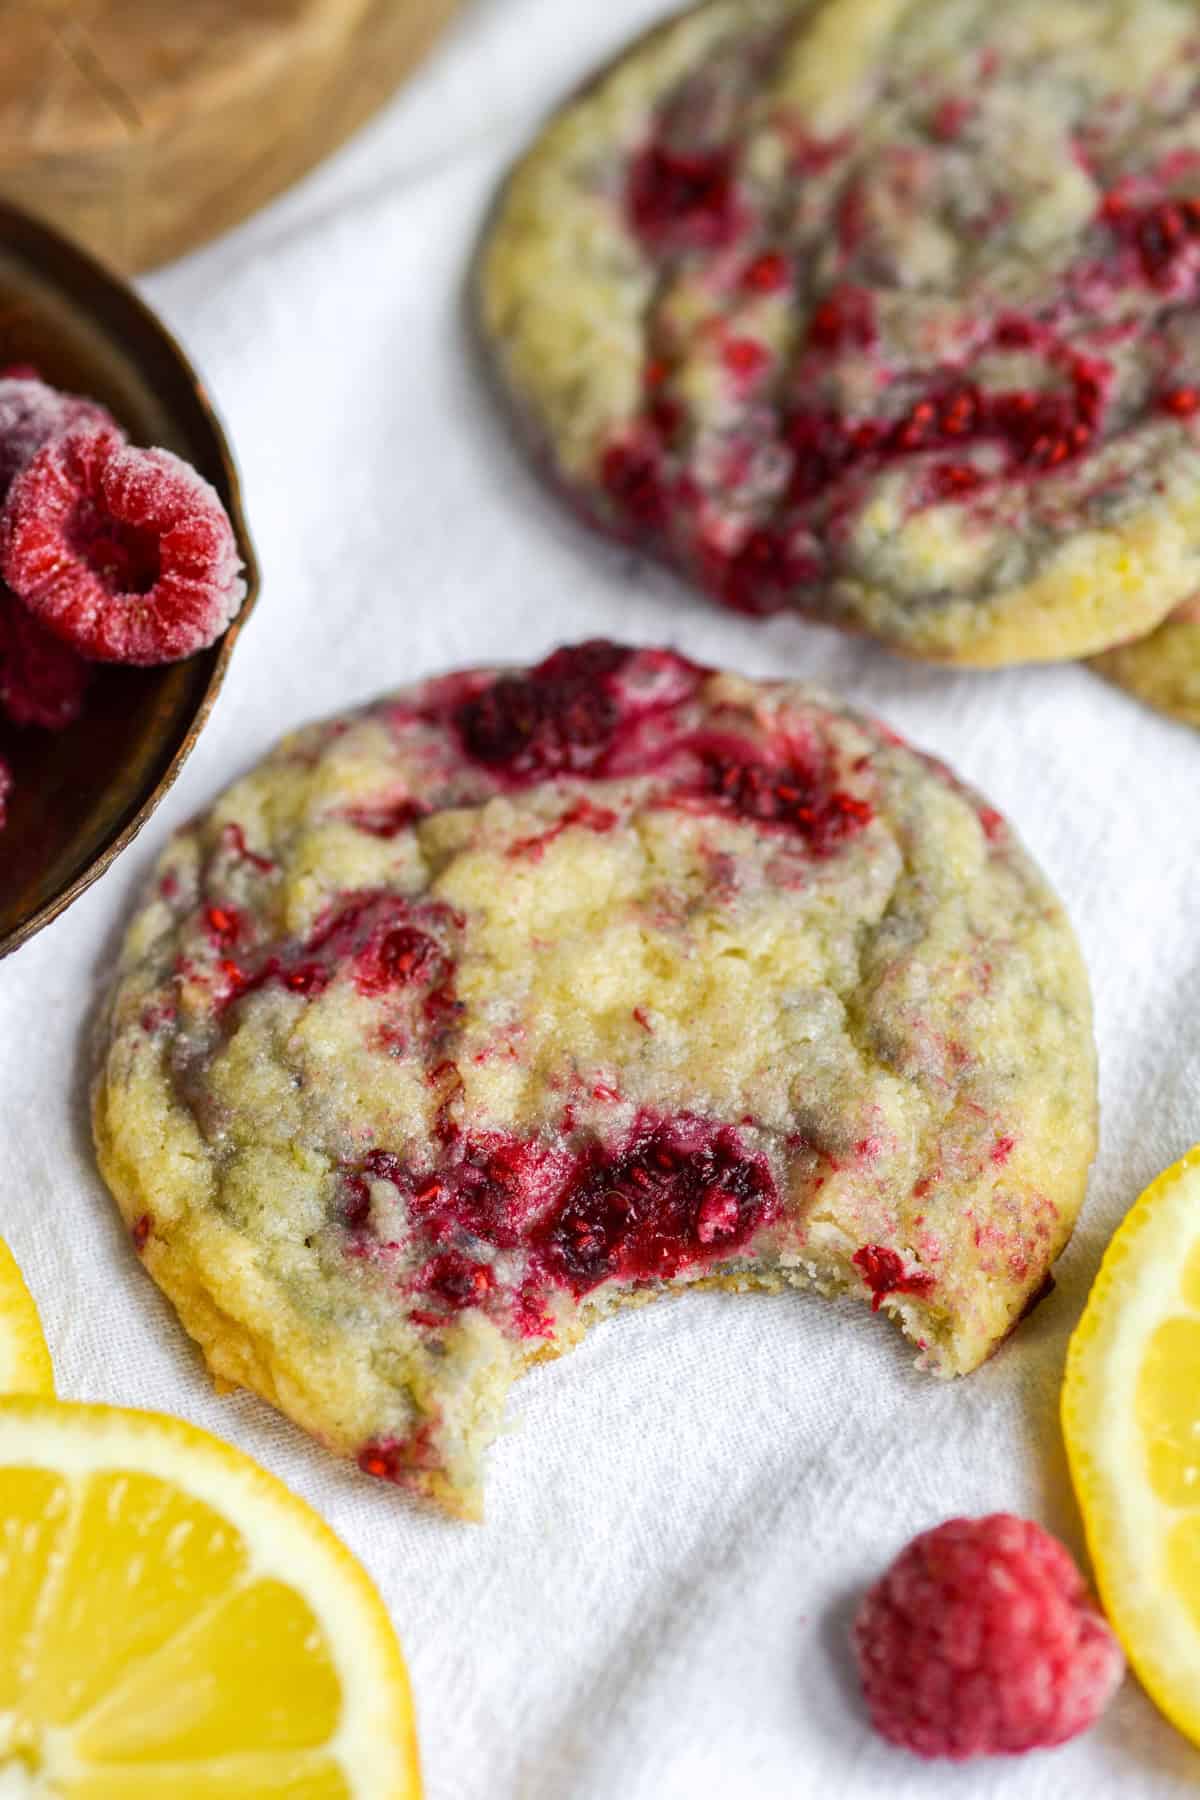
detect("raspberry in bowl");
top-left (0, 201), bottom-right (257, 958)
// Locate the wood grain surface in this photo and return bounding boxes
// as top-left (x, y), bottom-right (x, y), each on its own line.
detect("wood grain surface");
top-left (0, 0), bottom-right (460, 272)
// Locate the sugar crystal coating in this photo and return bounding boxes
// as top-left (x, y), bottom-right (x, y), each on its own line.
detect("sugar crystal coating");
top-left (0, 376), bottom-right (118, 503)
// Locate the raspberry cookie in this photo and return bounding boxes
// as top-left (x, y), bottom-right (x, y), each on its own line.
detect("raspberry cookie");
top-left (94, 644), bottom-right (1096, 1516)
top-left (1090, 598), bottom-right (1200, 727)
top-left (477, 0), bottom-right (1200, 665)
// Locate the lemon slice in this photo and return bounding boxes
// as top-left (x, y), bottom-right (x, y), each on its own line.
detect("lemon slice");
top-left (1063, 1145), bottom-right (1200, 1745)
top-left (0, 1397), bottom-right (421, 1796)
top-left (0, 1239), bottom-right (53, 1397)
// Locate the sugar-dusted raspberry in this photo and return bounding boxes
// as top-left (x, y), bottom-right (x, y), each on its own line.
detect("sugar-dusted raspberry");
top-left (853, 1514), bottom-right (1124, 1759)
top-left (1, 425), bottom-right (245, 666)
top-left (0, 376), bottom-right (118, 502)
top-left (0, 587), bottom-right (90, 729)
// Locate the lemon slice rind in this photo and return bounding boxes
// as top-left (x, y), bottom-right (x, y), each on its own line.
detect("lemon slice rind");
top-left (0, 1238), bottom-right (54, 1398)
top-left (0, 1396), bottom-right (420, 1797)
top-left (1062, 1145), bottom-right (1200, 1746)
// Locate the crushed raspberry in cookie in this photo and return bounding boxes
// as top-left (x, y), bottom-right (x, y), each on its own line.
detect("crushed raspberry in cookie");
top-left (339, 1113), bottom-right (778, 1328)
top-left (0, 376), bottom-right (118, 502)
top-left (452, 640), bottom-right (632, 779)
top-left (627, 141), bottom-right (739, 251)
top-left (357, 1427), bottom-right (441, 1485)
top-left (216, 890), bottom-right (458, 1016)
top-left (419, 1251), bottom-right (496, 1311)
top-left (1, 424), bottom-right (245, 665)
top-left (344, 796), bottom-right (430, 837)
top-left (0, 587), bottom-right (90, 729)
top-left (852, 1243), bottom-right (937, 1311)
top-left (598, 437), bottom-right (670, 532)
top-left (853, 1514), bottom-right (1124, 1759)
top-left (532, 1115), bottom-right (778, 1292)
top-left (698, 745), bottom-right (874, 852)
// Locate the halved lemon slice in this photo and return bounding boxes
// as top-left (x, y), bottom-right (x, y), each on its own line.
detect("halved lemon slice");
top-left (0, 1238), bottom-right (53, 1397)
top-left (0, 1397), bottom-right (421, 1796)
top-left (1063, 1145), bottom-right (1200, 1745)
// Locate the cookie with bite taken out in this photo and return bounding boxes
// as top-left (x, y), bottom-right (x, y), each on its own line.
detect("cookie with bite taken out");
top-left (94, 643), bottom-right (1096, 1516)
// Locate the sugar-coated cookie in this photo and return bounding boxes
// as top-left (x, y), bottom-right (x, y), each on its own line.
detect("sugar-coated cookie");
top-left (477, 0), bottom-right (1200, 665)
top-left (1090, 598), bottom-right (1200, 727)
top-left (94, 644), bottom-right (1096, 1515)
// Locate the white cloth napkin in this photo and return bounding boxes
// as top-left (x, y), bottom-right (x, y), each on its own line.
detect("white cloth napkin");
top-left (4, 2), bottom-right (1200, 1794)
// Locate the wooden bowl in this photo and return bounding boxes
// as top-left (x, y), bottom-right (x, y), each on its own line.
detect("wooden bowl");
top-left (0, 202), bottom-right (258, 959)
top-left (0, 0), bottom-right (463, 274)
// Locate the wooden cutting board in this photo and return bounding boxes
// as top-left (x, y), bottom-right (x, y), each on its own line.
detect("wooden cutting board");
top-left (0, 0), bottom-right (461, 272)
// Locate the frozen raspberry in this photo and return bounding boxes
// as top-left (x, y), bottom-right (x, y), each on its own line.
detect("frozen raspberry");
top-left (853, 1514), bottom-right (1124, 1759)
top-left (0, 587), bottom-right (90, 729)
top-left (1, 425), bottom-right (245, 665)
top-left (0, 376), bottom-right (118, 502)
